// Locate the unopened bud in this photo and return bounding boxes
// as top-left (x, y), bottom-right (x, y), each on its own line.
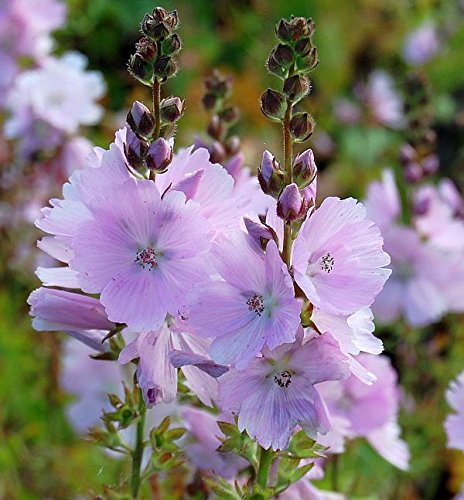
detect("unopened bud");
top-left (160, 96), bottom-right (184, 123)
top-left (283, 75), bottom-right (310, 102)
top-left (207, 114), bottom-right (223, 141)
top-left (124, 129), bottom-right (148, 171)
top-left (155, 8), bottom-right (178, 29)
top-left (422, 154), bottom-right (439, 176)
top-left (404, 162), bottom-right (423, 183)
top-left (153, 56), bottom-right (177, 81)
top-left (275, 19), bottom-right (293, 43)
top-left (145, 137), bottom-right (172, 173)
top-left (127, 53), bottom-right (154, 86)
top-left (141, 12), bottom-right (170, 41)
top-left (289, 112), bottom-right (315, 142)
top-left (204, 70), bottom-right (232, 98)
top-left (277, 183), bottom-right (308, 221)
top-left (267, 44), bottom-right (293, 78)
top-left (293, 148), bottom-right (317, 189)
top-left (219, 106), bottom-right (240, 125)
top-left (276, 16), bottom-right (314, 43)
top-left (208, 141), bottom-right (226, 163)
top-left (260, 89), bottom-right (286, 123)
top-left (135, 37), bottom-right (158, 61)
top-left (399, 143), bottom-right (416, 165)
top-left (244, 217), bottom-right (274, 250)
top-left (202, 92), bottom-right (218, 111)
top-left (127, 101), bottom-right (155, 139)
top-left (294, 37), bottom-right (312, 56)
top-left (258, 150), bottom-right (285, 198)
top-left (161, 33), bottom-right (182, 55)
top-left (296, 47), bottom-right (319, 73)
top-left (224, 135), bottom-right (241, 156)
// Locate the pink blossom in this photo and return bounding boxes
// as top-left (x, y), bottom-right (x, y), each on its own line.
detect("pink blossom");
top-left (218, 331), bottom-right (349, 450)
top-left (71, 179), bottom-right (211, 332)
top-left (292, 197), bottom-right (391, 315)
top-left (403, 23), bottom-right (440, 65)
top-left (188, 235), bottom-right (301, 368)
top-left (445, 371), bottom-right (464, 451)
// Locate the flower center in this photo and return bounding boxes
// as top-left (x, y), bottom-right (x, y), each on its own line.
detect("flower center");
top-left (274, 370), bottom-right (293, 388)
top-left (246, 293), bottom-right (265, 316)
top-left (321, 252), bottom-right (334, 273)
top-left (135, 246), bottom-right (158, 270)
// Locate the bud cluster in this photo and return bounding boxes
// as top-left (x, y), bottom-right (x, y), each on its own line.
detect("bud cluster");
top-left (400, 74), bottom-right (438, 183)
top-left (125, 7), bottom-right (185, 176)
top-left (197, 70), bottom-right (242, 173)
top-left (260, 15), bottom-right (318, 143)
top-left (128, 7), bottom-right (181, 86)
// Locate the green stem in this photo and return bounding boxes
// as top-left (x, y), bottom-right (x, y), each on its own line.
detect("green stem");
top-left (257, 447), bottom-right (274, 489)
top-left (130, 390), bottom-right (147, 499)
top-left (153, 78), bottom-right (161, 139)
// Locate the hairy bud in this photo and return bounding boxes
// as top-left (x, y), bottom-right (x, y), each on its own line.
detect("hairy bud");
top-left (283, 75), bottom-right (310, 102)
top-left (128, 53), bottom-right (154, 86)
top-left (127, 101), bottom-right (155, 139)
top-left (258, 150), bottom-right (286, 198)
top-left (260, 89), bottom-right (286, 122)
top-left (292, 148), bottom-right (317, 189)
top-left (289, 112), bottom-right (315, 142)
top-left (162, 34), bottom-right (182, 55)
top-left (160, 96), bottom-right (184, 123)
top-left (153, 56), bottom-right (177, 81)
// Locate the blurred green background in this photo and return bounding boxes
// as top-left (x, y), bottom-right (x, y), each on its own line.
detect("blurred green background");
top-left (2, 0), bottom-right (464, 498)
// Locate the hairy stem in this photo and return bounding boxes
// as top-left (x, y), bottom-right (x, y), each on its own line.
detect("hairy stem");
top-left (153, 78), bottom-right (161, 138)
top-left (257, 447), bottom-right (274, 489)
top-left (131, 390), bottom-right (147, 499)
top-left (281, 100), bottom-right (294, 268)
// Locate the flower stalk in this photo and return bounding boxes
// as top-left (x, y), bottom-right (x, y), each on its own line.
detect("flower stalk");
top-left (130, 388), bottom-right (147, 499)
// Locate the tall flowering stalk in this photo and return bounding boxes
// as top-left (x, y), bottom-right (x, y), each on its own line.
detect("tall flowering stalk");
top-left (28, 8), bottom-right (397, 498)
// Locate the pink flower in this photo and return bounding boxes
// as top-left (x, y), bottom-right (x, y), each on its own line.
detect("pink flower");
top-left (292, 197), bottom-right (391, 315)
top-left (188, 235), bottom-right (301, 368)
top-left (403, 23), bottom-right (440, 65)
top-left (71, 178), bottom-right (211, 332)
top-left (445, 371), bottom-right (464, 451)
top-left (218, 331), bottom-right (349, 450)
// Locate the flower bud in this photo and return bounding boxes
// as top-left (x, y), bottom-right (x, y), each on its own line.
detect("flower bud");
top-left (202, 92), bottom-right (218, 111)
top-left (404, 162), bottom-right (423, 183)
top-left (204, 70), bottom-right (233, 98)
top-left (141, 12), bottom-right (170, 41)
top-left (154, 8), bottom-right (178, 29)
top-left (267, 44), bottom-right (293, 78)
top-left (422, 154), bottom-right (439, 176)
top-left (399, 143), bottom-right (416, 165)
top-left (135, 37), bottom-right (158, 61)
top-left (275, 19), bottom-right (293, 43)
top-left (160, 96), bottom-right (184, 123)
top-left (294, 37), bottom-right (312, 56)
top-left (219, 106), bottom-right (240, 125)
top-left (161, 34), bottom-right (182, 55)
top-left (258, 150), bottom-right (286, 198)
top-left (296, 47), bottom-right (319, 73)
top-left (127, 53), bottom-right (154, 86)
top-left (289, 112), bottom-right (315, 142)
top-left (207, 114), bottom-right (223, 141)
top-left (277, 183), bottom-right (308, 221)
top-left (153, 56), bottom-right (177, 81)
top-left (244, 217), bottom-right (274, 250)
top-left (224, 135), bottom-right (241, 156)
top-left (124, 129), bottom-right (148, 171)
top-left (145, 137), bottom-right (172, 173)
top-left (208, 141), bottom-right (226, 164)
top-left (260, 89), bottom-right (286, 123)
top-left (276, 16), bottom-right (314, 43)
top-left (127, 101), bottom-right (155, 139)
top-left (283, 75), bottom-right (310, 102)
top-left (292, 148), bottom-right (317, 189)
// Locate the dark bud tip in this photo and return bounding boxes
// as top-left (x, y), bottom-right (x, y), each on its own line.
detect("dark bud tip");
top-left (289, 112), bottom-right (315, 142)
top-left (202, 92), bottom-right (218, 111)
top-left (124, 129), bottom-right (148, 171)
top-left (127, 53), bottom-right (154, 86)
top-left (283, 74), bottom-right (310, 103)
top-left (161, 33), bottom-right (182, 55)
top-left (297, 47), bottom-right (319, 73)
top-left (127, 101), bottom-right (155, 139)
top-left (267, 44), bottom-right (294, 78)
top-left (135, 37), bottom-right (158, 61)
top-left (153, 56), bottom-right (177, 82)
top-left (160, 96), bottom-right (184, 123)
top-left (260, 89), bottom-right (286, 123)
top-left (207, 114), bottom-right (223, 141)
top-left (219, 106), bottom-right (240, 125)
top-left (258, 150), bottom-right (286, 198)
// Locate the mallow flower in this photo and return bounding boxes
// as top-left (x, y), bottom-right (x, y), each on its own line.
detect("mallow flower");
top-left (292, 197), bottom-right (391, 316)
top-left (218, 330), bottom-right (350, 450)
top-left (445, 370), bottom-right (464, 451)
top-left (71, 178), bottom-right (212, 332)
top-left (188, 234), bottom-right (301, 369)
